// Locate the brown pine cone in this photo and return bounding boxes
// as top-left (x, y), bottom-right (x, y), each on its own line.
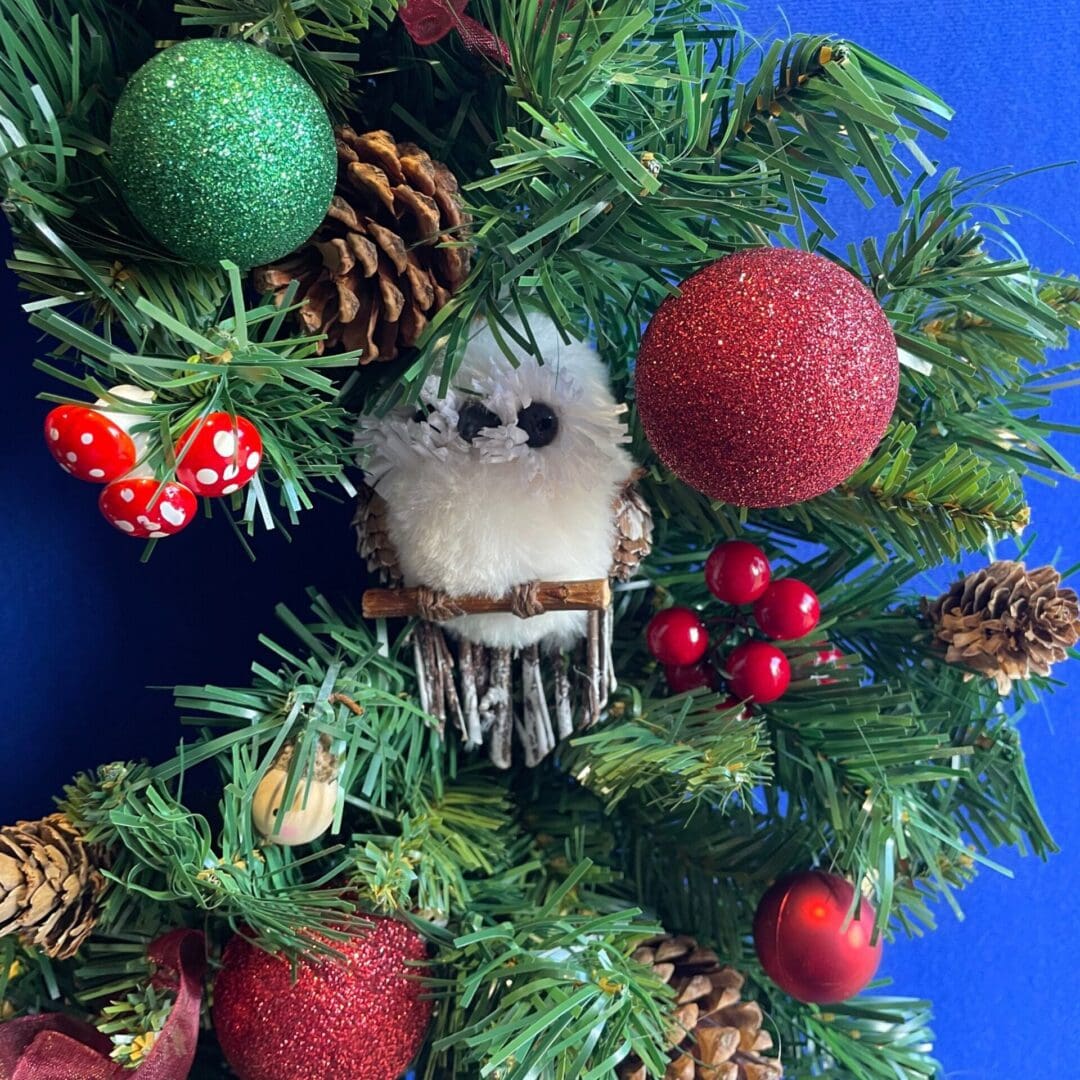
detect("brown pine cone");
top-left (0, 814), bottom-right (107, 960)
top-left (620, 935), bottom-right (783, 1080)
top-left (924, 559), bottom-right (1080, 694)
top-left (254, 127), bottom-right (471, 363)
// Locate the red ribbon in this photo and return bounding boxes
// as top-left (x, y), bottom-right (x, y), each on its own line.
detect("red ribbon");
top-left (398, 0), bottom-right (511, 66)
top-left (0, 930), bottom-right (206, 1080)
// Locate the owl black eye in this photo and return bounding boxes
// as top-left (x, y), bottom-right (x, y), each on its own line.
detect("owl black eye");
top-left (517, 402), bottom-right (559, 448)
top-left (458, 400), bottom-right (502, 443)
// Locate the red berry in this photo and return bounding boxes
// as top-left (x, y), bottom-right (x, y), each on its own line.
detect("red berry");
top-left (753, 578), bottom-right (821, 640)
top-left (175, 412), bottom-right (263, 497)
top-left (665, 662), bottom-right (716, 693)
top-left (99, 477), bottom-right (197, 538)
top-left (44, 404), bottom-right (137, 483)
top-left (646, 607), bottom-right (708, 666)
top-left (725, 641), bottom-right (790, 703)
top-left (704, 540), bottom-right (771, 604)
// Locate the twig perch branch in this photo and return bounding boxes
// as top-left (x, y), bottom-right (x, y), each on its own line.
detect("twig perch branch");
top-left (362, 579), bottom-right (612, 620)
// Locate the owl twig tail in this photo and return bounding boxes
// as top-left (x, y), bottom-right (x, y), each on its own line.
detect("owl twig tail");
top-left (410, 609), bottom-right (615, 769)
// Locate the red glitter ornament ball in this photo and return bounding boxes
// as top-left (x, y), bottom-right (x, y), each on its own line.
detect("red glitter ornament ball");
top-left (724, 641), bottom-right (790, 703)
top-left (213, 916), bottom-right (431, 1080)
top-left (646, 606), bottom-right (708, 666)
top-left (635, 248), bottom-right (898, 507)
top-left (753, 870), bottom-right (883, 1003)
top-left (704, 540), bottom-right (772, 605)
top-left (753, 578), bottom-right (821, 641)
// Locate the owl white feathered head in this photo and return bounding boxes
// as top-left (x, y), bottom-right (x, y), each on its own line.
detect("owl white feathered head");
top-left (357, 313), bottom-right (633, 495)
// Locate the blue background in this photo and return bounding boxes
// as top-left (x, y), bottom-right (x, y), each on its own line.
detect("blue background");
top-left (1, 2), bottom-right (1077, 1075)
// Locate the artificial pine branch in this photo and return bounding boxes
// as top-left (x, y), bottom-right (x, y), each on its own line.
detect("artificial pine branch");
top-left (564, 695), bottom-right (772, 811)
top-left (390, 0), bottom-right (953, 390)
top-left (349, 774), bottom-right (520, 920)
top-left (420, 862), bottom-right (674, 1079)
top-left (768, 992), bottom-right (941, 1079)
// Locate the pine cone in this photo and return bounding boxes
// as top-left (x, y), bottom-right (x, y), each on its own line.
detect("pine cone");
top-left (925, 560), bottom-right (1080, 695)
top-left (0, 814), bottom-right (106, 960)
top-left (620, 935), bottom-right (783, 1080)
top-left (254, 127), bottom-right (471, 363)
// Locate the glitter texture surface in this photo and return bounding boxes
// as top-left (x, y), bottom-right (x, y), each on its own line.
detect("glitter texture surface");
top-left (635, 248), bottom-right (899, 507)
top-left (111, 39), bottom-right (336, 269)
top-left (213, 917), bottom-right (431, 1080)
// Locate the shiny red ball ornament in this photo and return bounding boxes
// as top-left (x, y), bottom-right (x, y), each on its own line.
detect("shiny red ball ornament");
top-left (98, 477), bottom-right (197, 538)
top-left (753, 870), bottom-right (883, 1003)
top-left (635, 248), bottom-right (898, 507)
top-left (753, 578), bottom-right (821, 641)
top-left (725, 641), bottom-right (790, 703)
top-left (665, 661), bottom-right (717, 693)
top-left (214, 916), bottom-right (432, 1080)
top-left (646, 607), bottom-right (708, 666)
top-left (704, 540), bottom-right (772, 605)
top-left (175, 412), bottom-right (263, 497)
top-left (44, 404), bottom-right (137, 483)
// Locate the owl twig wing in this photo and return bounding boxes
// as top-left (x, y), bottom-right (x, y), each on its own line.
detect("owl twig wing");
top-left (353, 481), bottom-right (403, 583)
top-left (610, 475), bottom-right (654, 581)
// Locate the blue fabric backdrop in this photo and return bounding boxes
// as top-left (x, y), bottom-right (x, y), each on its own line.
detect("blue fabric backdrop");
top-left (1, 1), bottom-right (1077, 1075)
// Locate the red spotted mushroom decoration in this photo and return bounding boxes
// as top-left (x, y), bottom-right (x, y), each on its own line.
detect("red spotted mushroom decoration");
top-left (43, 385), bottom-right (156, 484)
top-left (44, 405), bottom-right (137, 483)
top-left (99, 477), bottom-right (197, 538)
top-left (175, 413), bottom-right (263, 497)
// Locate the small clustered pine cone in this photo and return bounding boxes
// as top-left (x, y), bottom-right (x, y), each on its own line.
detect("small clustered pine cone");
top-left (254, 127), bottom-right (471, 363)
top-left (924, 559), bottom-right (1080, 695)
top-left (0, 814), bottom-right (106, 960)
top-left (619, 935), bottom-right (783, 1080)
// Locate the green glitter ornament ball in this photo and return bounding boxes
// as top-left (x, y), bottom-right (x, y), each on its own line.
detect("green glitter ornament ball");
top-left (111, 39), bottom-right (336, 269)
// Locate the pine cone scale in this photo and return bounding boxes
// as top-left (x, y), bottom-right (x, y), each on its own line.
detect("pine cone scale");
top-left (257, 128), bottom-right (471, 362)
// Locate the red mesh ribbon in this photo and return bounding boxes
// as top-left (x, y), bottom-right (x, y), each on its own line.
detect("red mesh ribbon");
top-left (398, 0), bottom-right (511, 65)
top-left (0, 930), bottom-right (206, 1080)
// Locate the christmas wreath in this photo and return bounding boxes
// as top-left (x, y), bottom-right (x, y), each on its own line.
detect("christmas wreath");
top-left (1, 0), bottom-right (1077, 1077)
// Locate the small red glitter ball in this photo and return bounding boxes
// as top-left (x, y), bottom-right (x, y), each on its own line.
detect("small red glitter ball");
top-left (635, 248), bottom-right (898, 507)
top-left (213, 916), bottom-right (431, 1080)
top-left (753, 578), bottom-right (821, 641)
top-left (665, 661), bottom-right (717, 693)
top-left (704, 540), bottom-right (772, 605)
top-left (724, 641), bottom-right (790, 703)
top-left (646, 607), bottom-right (708, 666)
top-left (753, 870), bottom-right (883, 1003)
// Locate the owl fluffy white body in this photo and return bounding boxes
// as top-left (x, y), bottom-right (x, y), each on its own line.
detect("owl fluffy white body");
top-left (357, 314), bottom-right (637, 650)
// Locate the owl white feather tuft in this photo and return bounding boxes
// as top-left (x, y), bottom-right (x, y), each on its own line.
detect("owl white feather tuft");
top-left (357, 313), bottom-right (638, 650)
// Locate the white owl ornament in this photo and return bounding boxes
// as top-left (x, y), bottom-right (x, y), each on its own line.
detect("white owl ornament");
top-left (355, 314), bottom-right (652, 767)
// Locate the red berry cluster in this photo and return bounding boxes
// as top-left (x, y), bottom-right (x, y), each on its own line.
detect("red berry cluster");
top-left (645, 540), bottom-right (826, 707)
top-left (44, 396), bottom-right (263, 540)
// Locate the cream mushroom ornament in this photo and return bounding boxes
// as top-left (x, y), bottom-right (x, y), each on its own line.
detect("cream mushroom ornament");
top-left (251, 736), bottom-right (341, 847)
